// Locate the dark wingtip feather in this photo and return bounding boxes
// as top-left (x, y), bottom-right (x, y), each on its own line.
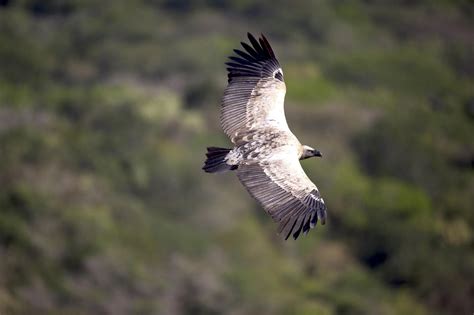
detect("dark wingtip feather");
top-left (241, 42), bottom-right (260, 60)
top-left (291, 214), bottom-right (307, 240)
top-left (259, 33), bottom-right (275, 58)
top-left (247, 33), bottom-right (265, 56)
top-left (226, 33), bottom-right (281, 83)
top-left (292, 224), bottom-right (302, 240)
top-left (233, 49), bottom-right (256, 62)
top-left (284, 218), bottom-right (298, 241)
top-left (318, 208), bottom-right (327, 225)
top-left (302, 217), bottom-right (311, 235)
top-left (310, 211), bottom-right (318, 228)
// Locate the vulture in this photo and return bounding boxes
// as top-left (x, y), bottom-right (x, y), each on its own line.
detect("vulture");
top-left (203, 33), bottom-right (326, 240)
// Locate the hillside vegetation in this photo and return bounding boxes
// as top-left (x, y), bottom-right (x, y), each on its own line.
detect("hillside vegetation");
top-left (0, 1), bottom-right (473, 314)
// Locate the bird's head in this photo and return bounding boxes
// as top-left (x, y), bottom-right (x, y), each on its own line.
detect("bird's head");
top-left (301, 145), bottom-right (322, 160)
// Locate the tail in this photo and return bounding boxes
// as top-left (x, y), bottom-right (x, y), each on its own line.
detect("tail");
top-left (203, 147), bottom-right (238, 173)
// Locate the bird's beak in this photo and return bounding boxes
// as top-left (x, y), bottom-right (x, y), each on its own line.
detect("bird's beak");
top-left (314, 150), bottom-right (322, 158)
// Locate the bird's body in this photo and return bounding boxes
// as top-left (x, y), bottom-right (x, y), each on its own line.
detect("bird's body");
top-left (226, 130), bottom-right (299, 164)
top-left (203, 33), bottom-right (326, 240)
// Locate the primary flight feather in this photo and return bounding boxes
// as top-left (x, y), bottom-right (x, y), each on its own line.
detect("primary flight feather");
top-left (203, 33), bottom-right (326, 240)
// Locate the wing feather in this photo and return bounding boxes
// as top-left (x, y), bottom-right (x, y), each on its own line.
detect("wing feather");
top-left (233, 49), bottom-right (258, 62)
top-left (221, 33), bottom-right (287, 143)
top-left (237, 154), bottom-right (326, 240)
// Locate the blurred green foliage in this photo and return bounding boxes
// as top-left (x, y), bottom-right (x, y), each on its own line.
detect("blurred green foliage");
top-left (0, 0), bottom-right (473, 314)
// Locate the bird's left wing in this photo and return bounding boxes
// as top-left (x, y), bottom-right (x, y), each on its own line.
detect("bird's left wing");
top-left (237, 150), bottom-right (327, 240)
top-left (221, 33), bottom-right (288, 144)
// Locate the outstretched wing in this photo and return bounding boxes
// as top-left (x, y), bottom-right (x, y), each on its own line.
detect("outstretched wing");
top-left (237, 151), bottom-right (327, 240)
top-left (221, 33), bottom-right (288, 144)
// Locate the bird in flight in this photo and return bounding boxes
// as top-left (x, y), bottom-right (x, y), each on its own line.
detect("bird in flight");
top-left (203, 33), bottom-right (326, 240)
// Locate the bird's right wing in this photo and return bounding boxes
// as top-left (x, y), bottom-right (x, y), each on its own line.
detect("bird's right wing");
top-left (237, 150), bottom-right (327, 240)
top-left (221, 33), bottom-right (288, 144)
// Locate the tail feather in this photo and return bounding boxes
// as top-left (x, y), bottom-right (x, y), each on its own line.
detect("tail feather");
top-left (203, 147), bottom-right (237, 173)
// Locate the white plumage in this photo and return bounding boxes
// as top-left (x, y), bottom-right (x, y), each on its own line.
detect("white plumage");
top-left (204, 33), bottom-right (326, 240)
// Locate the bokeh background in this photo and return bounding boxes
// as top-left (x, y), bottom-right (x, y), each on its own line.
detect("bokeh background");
top-left (0, 1), bottom-right (473, 314)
